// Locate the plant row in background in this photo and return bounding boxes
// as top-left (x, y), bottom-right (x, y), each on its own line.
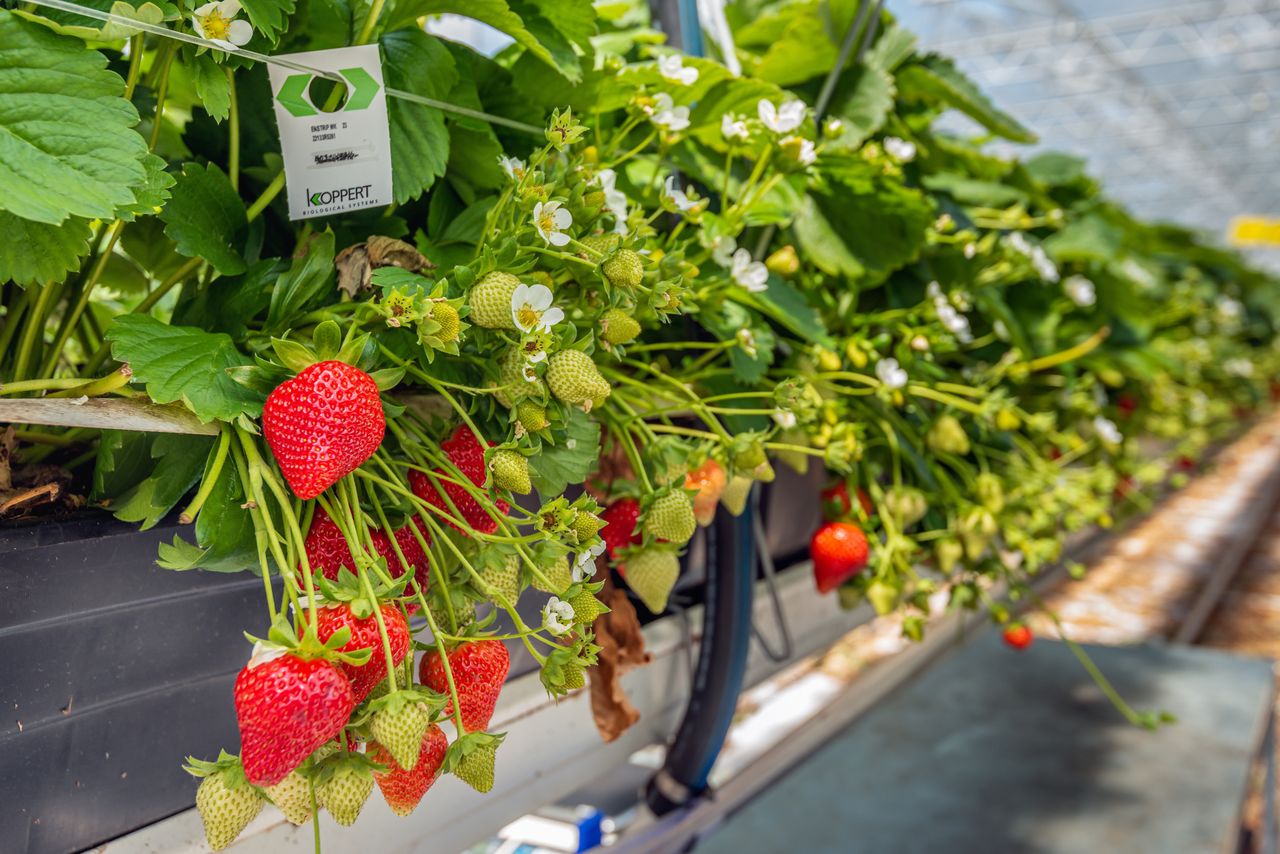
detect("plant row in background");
top-left (2, 0), bottom-right (1278, 848)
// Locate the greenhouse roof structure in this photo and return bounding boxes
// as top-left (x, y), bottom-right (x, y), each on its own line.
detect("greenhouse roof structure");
top-left (893, 0), bottom-right (1280, 270)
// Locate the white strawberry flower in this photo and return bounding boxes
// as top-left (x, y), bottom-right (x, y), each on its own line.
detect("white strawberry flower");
top-left (192, 0), bottom-right (253, 49)
top-left (963, 242), bottom-right (977, 259)
top-left (650, 93), bottom-right (691, 131)
top-left (758, 98), bottom-right (806, 134)
top-left (730, 248), bottom-right (768, 292)
top-left (823, 117), bottom-right (844, 137)
top-left (658, 54), bottom-right (699, 85)
top-left (876, 357), bottom-right (908, 389)
top-left (883, 136), bottom-right (916, 162)
top-left (533, 200), bottom-right (572, 246)
top-left (1093, 416), bottom-right (1122, 446)
top-left (1063, 275), bottom-right (1096, 307)
top-left (1224, 358), bottom-right (1254, 377)
top-left (721, 113), bottom-right (750, 142)
top-left (511, 283), bottom-right (564, 332)
top-left (596, 168), bottom-right (630, 235)
top-left (497, 155), bottom-right (526, 181)
top-left (711, 235), bottom-right (737, 267)
top-left (663, 175), bottom-right (699, 212)
top-left (542, 597), bottom-right (576, 636)
top-left (782, 135), bottom-right (817, 166)
top-left (573, 542), bottom-right (606, 581)
top-left (772, 408), bottom-right (797, 429)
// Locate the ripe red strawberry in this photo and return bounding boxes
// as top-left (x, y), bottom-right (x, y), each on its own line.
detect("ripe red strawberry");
top-left (235, 653), bottom-right (355, 787)
top-left (302, 510), bottom-right (431, 594)
top-left (600, 498), bottom-right (642, 559)
top-left (1002, 624), bottom-right (1033, 650)
top-left (420, 639), bottom-right (509, 733)
top-left (408, 427), bottom-right (510, 536)
top-left (316, 603), bottom-right (411, 704)
top-left (371, 724), bottom-right (449, 816)
top-left (810, 522), bottom-right (870, 594)
top-left (263, 360), bottom-right (385, 500)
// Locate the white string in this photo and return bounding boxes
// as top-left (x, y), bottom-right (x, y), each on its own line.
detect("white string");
top-left (23, 0), bottom-right (545, 135)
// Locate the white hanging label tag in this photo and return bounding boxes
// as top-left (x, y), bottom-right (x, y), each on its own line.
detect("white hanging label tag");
top-left (267, 44), bottom-right (394, 220)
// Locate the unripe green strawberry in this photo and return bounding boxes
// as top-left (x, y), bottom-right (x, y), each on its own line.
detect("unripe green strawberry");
top-left (490, 449), bottom-right (531, 494)
top-left (371, 701), bottom-right (432, 771)
top-left (734, 442), bottom-right (767, 471)
top-left (580, 233), bottom-right (621, 256)
top-left (583, 190), bottom-right (607, 210)
top-left (975, 472), bottom-right (1005, 513)
top-left (959, 507), bottom-right (997, 559)
top-left (195, 765), bottom-right (263, 850)
top-left (568, 589), bottom-right (609, 624)
top-left (572, 510), bottom-right (602, 544)
top-left (644, 490), bottom-right (697, 544)
top-left (469, 272), bottom-right (520, 329)
top-left (429, 596), bottom-right (474, 633)
top-left (430, 301), bottom-right (461, 342)
top-left (517, 400), bottom-right (549, 432)
top-left (625, 548), bottom-right (680, 613)
top-left (935, 539), bottom-right (964, 573)
top-left (562, 663), bottom-right (586, 691)
top-left (480, 553), bottom-right (521, 603)
top-left (927, 414), bottom-right (971, 456)
top-left (547, 350), bottom-right (611, 407)
top-left (318, 763), bottom-right (374, 826)
top-left (531, 555), bottom-right (572, 594)
top-left (884, 486), bottom-right (928, 526)
top-left (866, 580), bottom-right (898, 615)
top-left (720, 475), bottom-right (753, 515)
top-left (264, 771), bottom-right (312, 826)
top-left (495, 347), bottom-right (545, 408)
top-left (601, 308), bottom-right (641, 345)
top-left (455, 743), bottom-right (497, 793)
top-left (602, 249), bottom-right (644, 289)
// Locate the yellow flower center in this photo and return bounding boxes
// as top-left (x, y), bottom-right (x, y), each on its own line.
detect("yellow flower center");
top-left (200, 10), bottom-right (232, 40)
top-left (516, 304), bottom-right (541, 329)
top-left (537, 212), bottom-right (557, 234)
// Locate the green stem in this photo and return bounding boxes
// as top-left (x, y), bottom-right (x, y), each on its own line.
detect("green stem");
top-left (123, 35), bottom-right (144, 99)
top-left (41, 220), bottom-right (125, 377)
top-left (47, 366), bottom-right (132, 398)
top-left (179, 425), bottom-right (231, 523)
top-left (12, 283), bottom-right (60, 382)
top-left (147, 46), bottom-right (177, 151)
top-left (246, 171), bottom-right (286, 222)
top-left (226, 67), bottom-right (240, 192)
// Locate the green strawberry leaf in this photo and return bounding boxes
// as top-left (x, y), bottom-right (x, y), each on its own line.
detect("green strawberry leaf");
top-left (896, 54), bottom-right (1036, 143)
top-left (160, 162), bottom-right (248, 275)
top-left (107, 314), bottom-right (265, 422)
top-left (266, 230), bottom-right (336, 332)
top-left (383, 0), bottom-right (589, 82)
top-left (0, 212), bottom-right (91, 287)
top-left (530, 407), bottom-right (600, 498)
top-left (0, 11), bottom-right (150, 225)
top-left (109, 434), bottom-right (215, 530)
top-left (17, 0), bottom-right (177, 41)
top-left (240, 0), bottom-right (297, 42)
top-left (157, 446), bottom-right (256, 571)
top-left (93, 430), bottom-right (159, 501)
top-left (191, 52), bottom-right (232, 123)
top-left (115, 154), bottom-right (177, 223)
top-left (382, 29), bottom-right (456, 204)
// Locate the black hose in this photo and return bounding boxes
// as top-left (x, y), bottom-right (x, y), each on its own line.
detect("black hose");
top-left (645, 492), bottom-right (756, 815)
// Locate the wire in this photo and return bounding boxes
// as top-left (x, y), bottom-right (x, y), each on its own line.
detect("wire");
top-left (23, 0), bottom-right (545, 135)
top-left (750, 492), bottom-right (794, 663)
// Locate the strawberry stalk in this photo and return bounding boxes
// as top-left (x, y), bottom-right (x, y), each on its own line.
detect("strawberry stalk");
top-left (322, 481), bottom-right (403, 692)
top-left (237, 428), bottom-right (318, 636)
top-left (413, 581), bottom-right (467, 736)
top-left (179, 425), bottom-right (232, 524)
top-left (232, 438), bottom-right (298, 620)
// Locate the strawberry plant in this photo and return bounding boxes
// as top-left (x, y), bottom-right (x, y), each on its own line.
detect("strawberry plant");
top-left (1, 0), bottom-right (1277, 845)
